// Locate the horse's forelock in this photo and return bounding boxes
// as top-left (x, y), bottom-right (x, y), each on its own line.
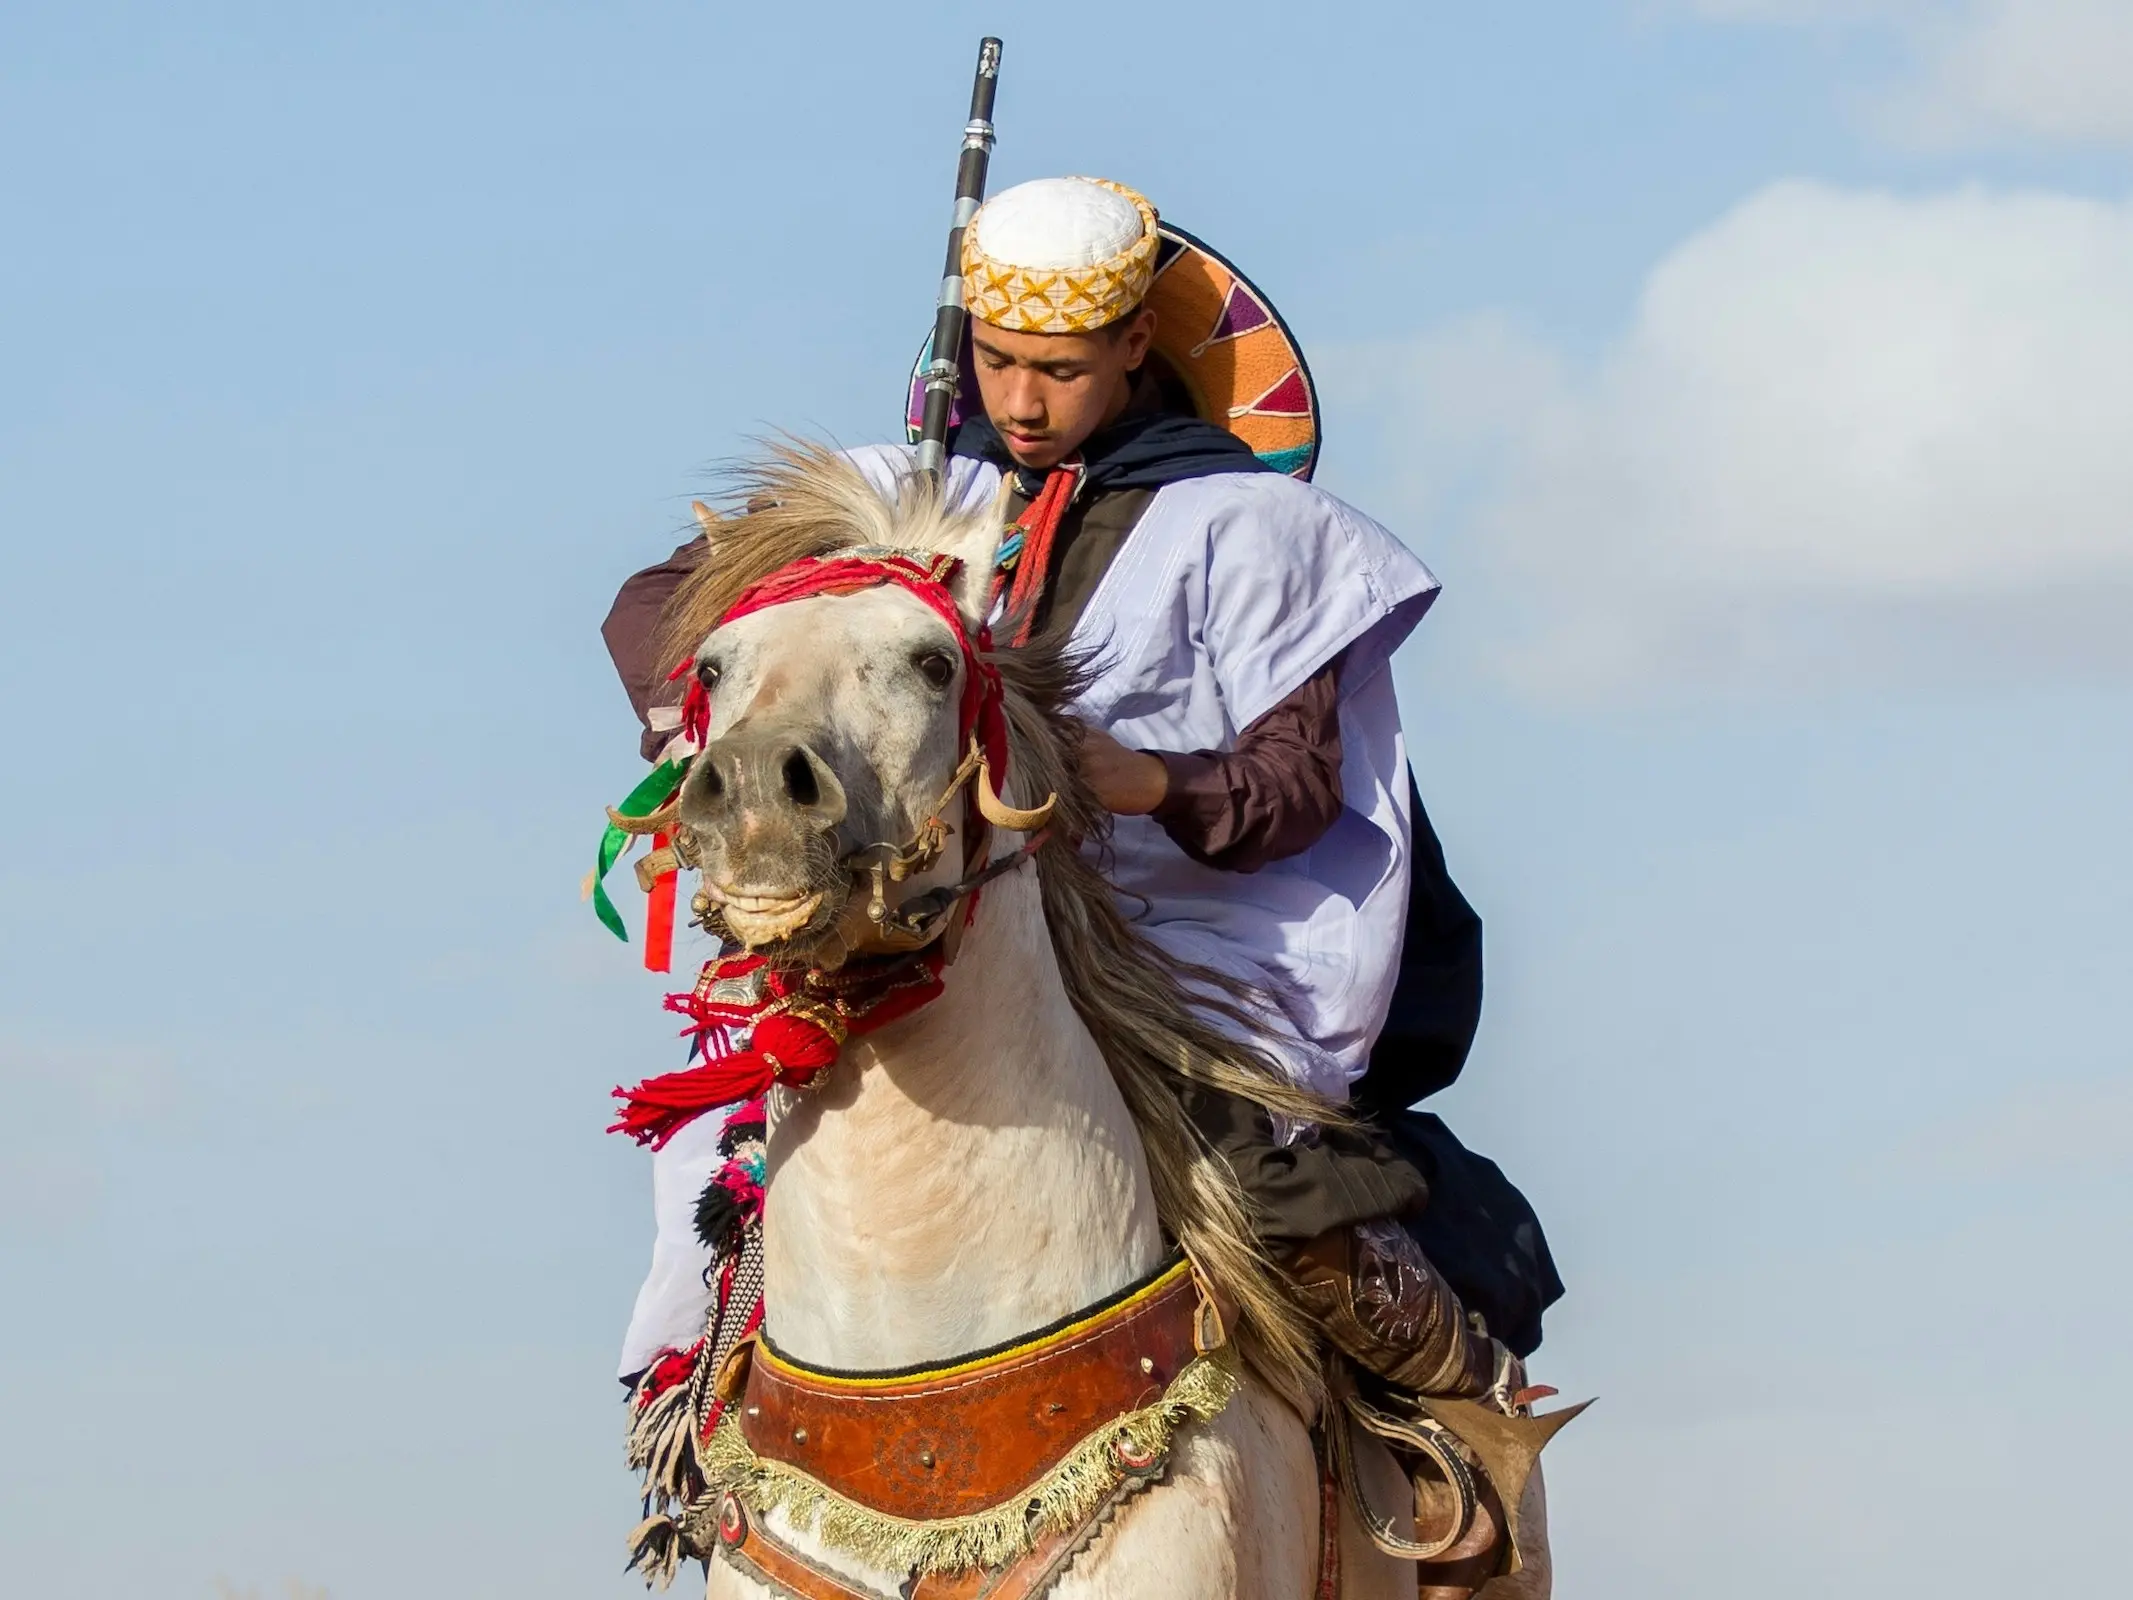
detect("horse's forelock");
top-left (655, 443), bottom-right (998, 675)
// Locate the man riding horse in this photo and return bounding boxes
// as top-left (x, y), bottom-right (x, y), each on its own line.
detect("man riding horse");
top-left (600, 176), bottom-right (1565, 1593)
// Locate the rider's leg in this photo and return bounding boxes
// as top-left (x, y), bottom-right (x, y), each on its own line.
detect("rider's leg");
top-left (1283, 1219), bottom-right (1510, 1401)
top-left (1176, 1081), bottom-right (1425, 1248)
top-left (1179, 1083), bottom-right (1518, 1403)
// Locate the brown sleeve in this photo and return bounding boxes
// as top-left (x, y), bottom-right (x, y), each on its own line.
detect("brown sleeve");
top-left (1147, 664), bottom-right (1344, 873)
top-left (601, 537), bottom-right (707, 761)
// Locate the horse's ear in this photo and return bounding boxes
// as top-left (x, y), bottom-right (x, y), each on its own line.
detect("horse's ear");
top-left (690, 500), bottom-right (720, 537)
top-left (932, 516), bottom-right (1003, 631)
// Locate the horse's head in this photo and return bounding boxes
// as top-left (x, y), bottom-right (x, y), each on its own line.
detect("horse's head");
top-left (669, 464), bottom-right (1025, 962)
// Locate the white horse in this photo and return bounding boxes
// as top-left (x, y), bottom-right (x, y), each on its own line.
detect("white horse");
top-left (636, 448), bottom-right (1550, 1600)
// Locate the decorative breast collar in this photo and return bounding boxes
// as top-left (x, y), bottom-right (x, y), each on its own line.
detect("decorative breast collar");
top-left (697, 1254), bottom-right (1237, 1600)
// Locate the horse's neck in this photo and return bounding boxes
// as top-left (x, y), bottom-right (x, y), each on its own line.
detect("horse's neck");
top-left (761, 868), bottom-right (1165, 1370)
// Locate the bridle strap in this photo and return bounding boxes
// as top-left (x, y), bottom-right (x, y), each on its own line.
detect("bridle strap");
top-left (857, 828), bottom-right (1051, 952)
top-left (838, 734), bottom-right (1054, 950)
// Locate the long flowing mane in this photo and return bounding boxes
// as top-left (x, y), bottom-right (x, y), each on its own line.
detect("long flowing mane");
top-left (658, 443), bottom-right (1339, 1402)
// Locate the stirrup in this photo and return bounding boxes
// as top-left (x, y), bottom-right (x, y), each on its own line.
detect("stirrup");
top-left (1328, 1371), bottom-right (1479, 1563)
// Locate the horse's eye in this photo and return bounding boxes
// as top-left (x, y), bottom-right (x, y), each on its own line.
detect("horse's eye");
top-left (913, 650), bottom-right (956, 690)
top-left (696, 659), bottom-right (721, 690)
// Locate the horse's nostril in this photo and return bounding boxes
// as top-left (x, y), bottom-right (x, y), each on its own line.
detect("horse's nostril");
top-left (700, 760), bottom-right (725, 799)
top-left (781, 749), bottom-right (820, 809)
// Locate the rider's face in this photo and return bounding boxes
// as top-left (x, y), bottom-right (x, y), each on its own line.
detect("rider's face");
top-left (969, 309), bottom-right (1155, 470)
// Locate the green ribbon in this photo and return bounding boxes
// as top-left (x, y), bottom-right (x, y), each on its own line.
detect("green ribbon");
top-left (590, 758), bottom-right (688, 942)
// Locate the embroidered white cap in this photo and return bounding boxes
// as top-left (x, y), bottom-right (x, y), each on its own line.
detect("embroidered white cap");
top-left (962, 176), bottom-right (1160, 334)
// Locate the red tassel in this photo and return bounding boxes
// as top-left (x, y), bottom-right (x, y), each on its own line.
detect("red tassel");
top-left (608, 1054), bottom-right (784, 1148)
top-left (746, 1012), bottom-right (841, 1077)
top-left (681, 678), bottom-right (709, 747)
top-left (636, 1338), bottom-right (703, 1408)
top-left (665, 655), bottom-right (713, 748)
top-left (644, 831), bottom-right (676, 974)
top-left (607, 1012), bottom-right (841, 1149)
top-left (610, 949), bottom-right (947, 1149)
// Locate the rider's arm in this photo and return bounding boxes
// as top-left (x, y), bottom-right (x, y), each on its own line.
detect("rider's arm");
top-left (602, 537), bottom-right (708, 760)
top-left (1145, 661), bottom-right (1344, 873)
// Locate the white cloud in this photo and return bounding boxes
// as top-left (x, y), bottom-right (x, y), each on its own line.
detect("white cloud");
top-left (1909, 1), bottom-right (2133, 145)
top-left (1681, 0), bottom-right (2133, 146)
top-left (1336, 181), bottom-right (2133, 696)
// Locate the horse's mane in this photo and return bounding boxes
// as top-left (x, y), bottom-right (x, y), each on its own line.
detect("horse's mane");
top-left (659, 442), bottom-right (1337, 1405)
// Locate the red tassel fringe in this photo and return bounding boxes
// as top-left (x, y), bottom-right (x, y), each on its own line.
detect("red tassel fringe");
top-left (607, 951), bottom-right (946, 1149)
top-left (635, 1338), bottom-right (703, 1409)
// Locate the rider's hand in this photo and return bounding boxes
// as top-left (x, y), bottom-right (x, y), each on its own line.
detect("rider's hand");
top-left (1074, 724), bottom-right (1170, 816)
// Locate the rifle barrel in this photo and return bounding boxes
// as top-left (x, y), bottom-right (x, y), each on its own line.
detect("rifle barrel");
top-left (913, 37), bottom-right (1003, 482)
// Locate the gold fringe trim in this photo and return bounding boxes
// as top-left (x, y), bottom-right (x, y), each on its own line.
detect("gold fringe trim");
top-left (700, 1347), bottom-right (1240, 1576)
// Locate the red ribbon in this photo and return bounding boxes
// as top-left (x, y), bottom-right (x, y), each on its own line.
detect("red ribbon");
top-left (1001, 465), bottom-right (1080, 647)
top-left (666, 550), bottom-right (1012, 793)
top-left (644, 830), bottom-right (677, 973)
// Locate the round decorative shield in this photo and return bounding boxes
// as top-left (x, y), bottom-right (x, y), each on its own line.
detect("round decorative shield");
top-left (905, 223), bottom-right (1321, 481)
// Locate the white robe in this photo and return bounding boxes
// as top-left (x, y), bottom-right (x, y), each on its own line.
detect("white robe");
top-left (617, 446), bottom-right (1438, 1376)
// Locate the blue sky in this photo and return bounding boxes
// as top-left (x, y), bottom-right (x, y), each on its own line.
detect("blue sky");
top-left (2, 3), bottom-right (2127, 1596)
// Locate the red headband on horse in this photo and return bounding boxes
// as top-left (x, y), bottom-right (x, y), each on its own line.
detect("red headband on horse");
top-left (673, 549), bottom-right (1012, 790)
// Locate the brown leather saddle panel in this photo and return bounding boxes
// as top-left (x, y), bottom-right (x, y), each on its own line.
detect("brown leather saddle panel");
top-left (735, 1261), bottom-right (1202, 1521)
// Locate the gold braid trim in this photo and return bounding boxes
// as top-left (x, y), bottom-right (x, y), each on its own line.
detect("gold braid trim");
top-left (767, 992), bottom-right (851, 1045)
top-left (698, 1346), bottom-right (1240, 1576)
